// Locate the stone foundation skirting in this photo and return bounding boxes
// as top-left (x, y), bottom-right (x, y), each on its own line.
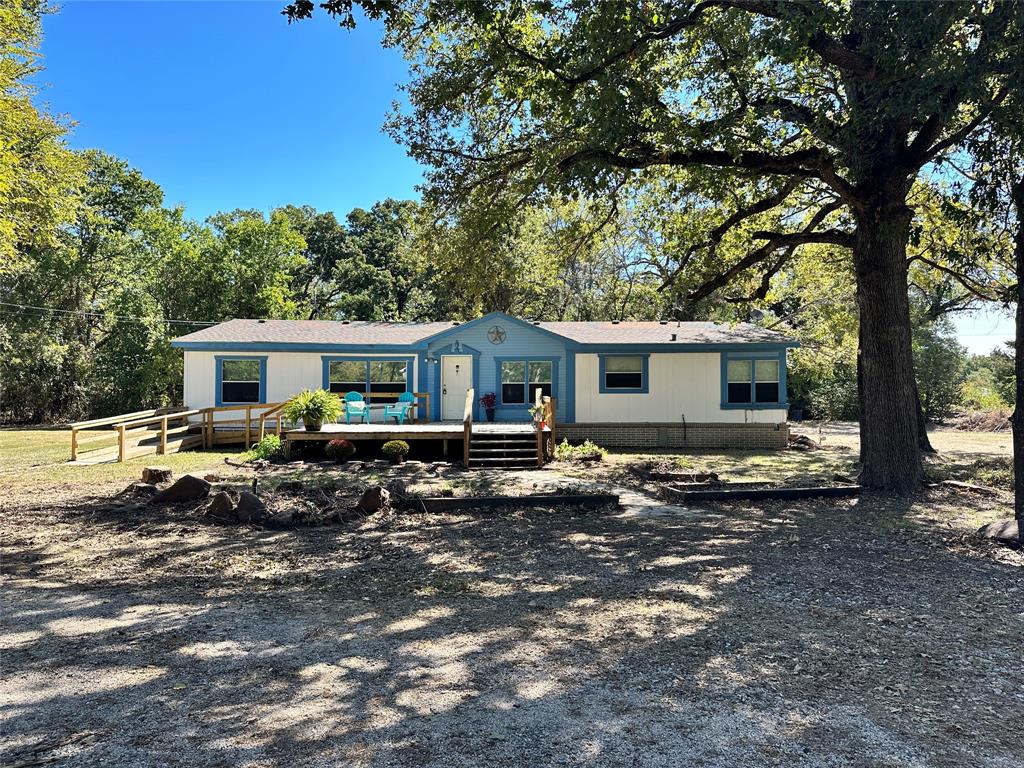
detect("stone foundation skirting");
top-left (558, 422), bottom-right (788, 450)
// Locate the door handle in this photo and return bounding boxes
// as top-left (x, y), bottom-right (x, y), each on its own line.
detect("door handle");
top-left (442, 387), bottom-right (447, 395)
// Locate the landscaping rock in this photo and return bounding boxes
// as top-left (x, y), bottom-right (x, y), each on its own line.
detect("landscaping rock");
top-left (356, 486), bottom-right (390, 514)
top-left (235, 491), bottom-right (269, 524)
top-left (264, 511), bottom-right (297, 530)
top-left (203, 473), bottom-right (222, 483)
top-left (142, 466), bottom-right (173, 485)
top-left (150, 475), bottom-right (210, 504)
top-left (978, 519), bottom-right (1021, 548)
top-left (119, 481), bottom-right (158, 498)
top-left (385, 479), bottom-right (408, 498)
top-left (205, 491), bottom-right (235, 521)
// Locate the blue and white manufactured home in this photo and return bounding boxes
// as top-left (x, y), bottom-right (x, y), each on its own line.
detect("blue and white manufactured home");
top-left (171, 311), bottom-right (797, 449)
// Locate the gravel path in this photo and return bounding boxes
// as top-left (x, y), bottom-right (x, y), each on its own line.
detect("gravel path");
top-left (1, 482), bottom-right (1022, 767)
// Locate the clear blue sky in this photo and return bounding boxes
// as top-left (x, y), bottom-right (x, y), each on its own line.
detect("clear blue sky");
top-left (33, 1), bottom-right (1013, 352)
top-left (36, 0), bottom-right (423, 221)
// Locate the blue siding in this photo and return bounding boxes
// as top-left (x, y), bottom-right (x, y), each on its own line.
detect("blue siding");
top-left (425, 321), bottom-right (570, 422)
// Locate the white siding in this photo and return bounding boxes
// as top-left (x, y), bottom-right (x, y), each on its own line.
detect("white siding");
top-left (573, 352), bottom-right (786, 424)
top-left (183, 351), bottom-right (419, 410)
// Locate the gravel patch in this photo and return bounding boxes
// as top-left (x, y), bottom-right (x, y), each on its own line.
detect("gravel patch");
top-left (1, 482), bottom-right (1022, 767)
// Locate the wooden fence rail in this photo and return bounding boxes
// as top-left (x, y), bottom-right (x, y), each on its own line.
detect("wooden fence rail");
top-left (69, 389), bottom-right (435, 463)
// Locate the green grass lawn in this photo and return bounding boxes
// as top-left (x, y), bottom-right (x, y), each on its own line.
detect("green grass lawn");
top-left (0, 428), bottom-right (242, 497)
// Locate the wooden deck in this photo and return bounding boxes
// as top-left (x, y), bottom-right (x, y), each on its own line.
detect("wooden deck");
top-left (284, 422), bottom-right (543, 441)
top-left (66, 388), bottom-right (557, 469)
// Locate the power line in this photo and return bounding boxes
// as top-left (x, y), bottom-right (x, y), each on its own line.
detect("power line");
top-left (0, 301), bottom-right (218, 326)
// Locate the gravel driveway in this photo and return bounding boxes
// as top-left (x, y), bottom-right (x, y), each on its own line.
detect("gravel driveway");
top-left (1, 480), bottom-right (1022, 767)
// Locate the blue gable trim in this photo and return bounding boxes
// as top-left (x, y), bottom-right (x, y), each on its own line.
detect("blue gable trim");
top-left (419, 311), bottom-right (573, 347)
top-left (598, 353), bottom-right (650, 394)
top-left (416, 351), bottom-right (428, 421)
top-left (720, 350), bottom-right (789, 410)
top-left (564, 349), bottom-right (575, 423)
top-left (214, 355), bottom-right (267, 407)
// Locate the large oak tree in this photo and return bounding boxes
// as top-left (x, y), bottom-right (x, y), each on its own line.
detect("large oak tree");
top-left (287, 0), bottom-right (1022, 492)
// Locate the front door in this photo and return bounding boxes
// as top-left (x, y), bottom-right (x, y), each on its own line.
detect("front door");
top-left (441, 355), bottom-right (473, 420)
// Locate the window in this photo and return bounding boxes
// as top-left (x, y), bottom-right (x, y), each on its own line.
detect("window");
top-left (529, 361), bottom-right (553, 402)
top-left (325, 358), bottom-right (409, 403)
top-left (328, 361), bottom-right (366, 395)
top-left (369, 361), bottom-right (408, 402)
top-left (598, 354), bottom-right (648, 393)
top-left (755, 359), bottom-right (780, 403)
top-left (603, 356), bottom-right (644, 390)
top-left (219, 358), bottom-right (263, 404)
top-left (724, 354), bottom-right (783, 406)
top-left (727, 359), bottom-right (753, 404)
top-left (499, 359), bottom-right (554, 405)
top-left (501, 361), bottom-right (526, 403)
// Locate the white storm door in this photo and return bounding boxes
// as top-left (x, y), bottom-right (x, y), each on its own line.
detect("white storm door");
top-left (441, 355), bottom-right (473, 420)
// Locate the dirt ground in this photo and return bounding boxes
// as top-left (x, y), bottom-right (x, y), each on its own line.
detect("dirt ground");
top-left (2, 434), bottom-right (1023, 767)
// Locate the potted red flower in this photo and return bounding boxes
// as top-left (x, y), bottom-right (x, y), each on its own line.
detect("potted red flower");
top-left (479, 392), bottom-right (497, 422)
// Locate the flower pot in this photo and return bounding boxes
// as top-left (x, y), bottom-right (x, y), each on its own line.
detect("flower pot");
top-left (303, 418), bottom-right (323, 432)
top-left (485, 408), bottom-right (496, 422)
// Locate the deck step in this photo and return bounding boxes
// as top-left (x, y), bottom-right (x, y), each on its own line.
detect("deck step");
top-left (468, 448), bottom-right (536, 454)
top-left (466, 456), bottom-right (537, 465)
top-left (471, 442), bottom-right (536, 448)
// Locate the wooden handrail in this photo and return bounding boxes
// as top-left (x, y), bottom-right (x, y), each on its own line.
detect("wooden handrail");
top-left (257, 401), bottom-right (290, 442)
top-left (69, 407), bottom-right (183, 430)
top-left (463, 387), bottom-right (474, 468)
top-left (120, 409), bottom-right (204, 430)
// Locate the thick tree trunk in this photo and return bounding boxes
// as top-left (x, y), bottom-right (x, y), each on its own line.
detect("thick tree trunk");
top-left (1011, 176), bottom-right (1024, 521)
top-left (853, 204), bottom-right (923, 493)
top-left (915, 382), bottom-right (936, 453)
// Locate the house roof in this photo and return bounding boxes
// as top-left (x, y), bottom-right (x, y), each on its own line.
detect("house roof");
top-left (536, 320), bottom-right (791, 345)
top-left (171, 315), bottom-right (795, 348)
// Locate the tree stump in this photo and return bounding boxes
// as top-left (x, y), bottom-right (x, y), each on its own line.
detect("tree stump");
top-left (142, 466), bottom-right (173, 485)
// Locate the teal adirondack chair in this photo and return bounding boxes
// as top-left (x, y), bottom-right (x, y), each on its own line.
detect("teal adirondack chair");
top-left (384, 391), bottom-right (416, 425)
top-left (343, 391), bottom-right (368, 424)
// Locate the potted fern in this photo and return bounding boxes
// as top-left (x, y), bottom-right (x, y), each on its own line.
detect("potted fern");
top-left (283, 389), bottom-right (341, 432)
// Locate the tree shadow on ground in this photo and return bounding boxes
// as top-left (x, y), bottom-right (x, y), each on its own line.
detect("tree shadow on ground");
top-left (1, 488), bottom-right (1022, 767)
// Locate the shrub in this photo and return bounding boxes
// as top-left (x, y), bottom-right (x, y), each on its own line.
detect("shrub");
top-left (242, 434), bottom-right (282, 462)
top-left (282, 388), bottom-right (341, 427)
top-left (324, 438), bottom-right (356, 462)
top-left (553, 439), bottom-right (607, 462)
top-left (381, 440), bottom-right (410, 460)
top-left (949, 409), bottom-right (1011, 432)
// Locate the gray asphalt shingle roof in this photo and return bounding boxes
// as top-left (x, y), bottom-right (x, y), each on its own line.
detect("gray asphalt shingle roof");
top-left (172, 317), bottom-right (794, 347)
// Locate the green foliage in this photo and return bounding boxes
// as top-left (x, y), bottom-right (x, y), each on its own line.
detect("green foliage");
top-left (242, 434), bottom-right (283, 462)
top-left (282, 389), bottom-right (341, 426)
top-left (0, 0), bottom-right (84, 273)
top-left (553, 439), bottom-right (607, 462)
top-left (381, 440), bottom-right (410, 459)
top-left (961, 348), bottom-right (1015, 411)
top-left (324, 438), bottom-right (356, 462)
top-left (913, 320), bottom-right (967, 422)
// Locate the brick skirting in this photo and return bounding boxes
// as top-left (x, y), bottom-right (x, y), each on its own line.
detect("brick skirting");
top-left (559, 422), bottom-right (788, 450)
